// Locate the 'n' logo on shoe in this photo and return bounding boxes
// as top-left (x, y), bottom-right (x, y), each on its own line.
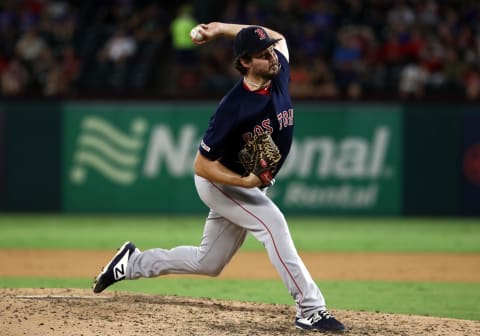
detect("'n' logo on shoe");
top-left (113, 251), bottom-right (130, 280)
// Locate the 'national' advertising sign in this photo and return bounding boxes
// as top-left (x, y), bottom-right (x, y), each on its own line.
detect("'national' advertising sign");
top-left (62, 102), bottom-right (403, 215)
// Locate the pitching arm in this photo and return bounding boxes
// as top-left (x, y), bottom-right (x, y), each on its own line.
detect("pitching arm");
top-left (192, 22), bottom-right (289, 62)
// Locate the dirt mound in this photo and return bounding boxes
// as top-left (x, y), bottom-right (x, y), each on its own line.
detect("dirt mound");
top-left (1, 288), bottom-right (478, 336)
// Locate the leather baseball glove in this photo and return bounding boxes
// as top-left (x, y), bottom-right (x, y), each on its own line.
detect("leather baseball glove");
top-left (238, 133), bottom-right (282, 187)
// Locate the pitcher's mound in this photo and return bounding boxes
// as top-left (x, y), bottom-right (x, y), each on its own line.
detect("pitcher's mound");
top-left (1, 288), bottom-right (478, 336)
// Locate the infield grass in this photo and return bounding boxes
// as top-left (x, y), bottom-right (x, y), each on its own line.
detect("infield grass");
top-left (0, 215), bottom-right (479, 252)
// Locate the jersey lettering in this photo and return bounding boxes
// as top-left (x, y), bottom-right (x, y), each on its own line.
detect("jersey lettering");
top-left (277, 108), bottom-right (294, 130)
top-left (253, 125), bottom-right (264, 136)
top-left (242, 118), bottom-right (275, 142)
top-left (262, 119), bottom-right (274, 134)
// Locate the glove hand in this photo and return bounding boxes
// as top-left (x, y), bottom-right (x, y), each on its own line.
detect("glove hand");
top-left (255, 158), bottom-right (275, 186)
top-left (238, 133), bottom-right (281, 188)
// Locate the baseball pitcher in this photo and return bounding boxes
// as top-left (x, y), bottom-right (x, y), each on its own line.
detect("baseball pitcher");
top-left (93, 22), bottom-right (345, 333)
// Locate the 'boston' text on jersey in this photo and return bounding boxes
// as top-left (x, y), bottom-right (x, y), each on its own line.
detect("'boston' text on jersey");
top-left (278, 108), bottom-right (294, 130)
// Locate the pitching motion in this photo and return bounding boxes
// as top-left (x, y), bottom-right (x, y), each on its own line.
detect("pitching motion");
top-left (93, 22), bottom-right (345, 333)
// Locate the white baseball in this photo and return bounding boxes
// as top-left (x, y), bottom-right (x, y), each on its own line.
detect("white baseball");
top-left (190, 26), bottom-right (204, 41)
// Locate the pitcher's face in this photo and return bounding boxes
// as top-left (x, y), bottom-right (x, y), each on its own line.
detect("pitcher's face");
top-left (250, 46), bottom-right (280, 79)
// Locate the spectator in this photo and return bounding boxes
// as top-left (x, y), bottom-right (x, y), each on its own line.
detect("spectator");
top-left (416, 0), bottom-right (439, 27)
top-left (43, 2), bottom-right (77, 56)
top-left (0, 3), bottom-right (18, 58)
top-left (15, 26), bottom-right (47, 62)
top-left (401, 27), bottom-right (426, 63)
top-left (61, 45), bottom-right (81, 86)
top-left (129, 3), bottom-right (168, 44)
top-left (332, 28), bottom-right (363, 96)
top-left (169, 4), bottom-right (199, 90)
top-left (289, 61), bottom-right (313, 98)
top-left (32, 45), bottom-right (57, 91)
top-left (387, 0), bottom-right (416, 29)
top-left (464, 64), bottom-right (480, 100)
top-left (399, 62), bottom-right (428, 98)
top-left (1, 57), bottom-right (29, 96)
top-left (443, 47), bottom-right (468, 92)
top-left (44, 44), bottom-right (80, 95)
top-left (310, 57), bottom-right (338, 98)
top-left (170, 4), bottom-right (197, 64)
top-left (419, 35), bottom-right (446, 91)
top-left (98, 27), bottom-right (137, 64)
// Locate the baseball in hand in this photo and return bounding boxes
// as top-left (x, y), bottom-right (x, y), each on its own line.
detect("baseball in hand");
top-left (190, 26), bottom-right (204, 41)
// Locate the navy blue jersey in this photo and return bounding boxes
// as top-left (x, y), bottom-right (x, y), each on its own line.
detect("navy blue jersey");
top-left (199, 50), bottom-right (294, 177)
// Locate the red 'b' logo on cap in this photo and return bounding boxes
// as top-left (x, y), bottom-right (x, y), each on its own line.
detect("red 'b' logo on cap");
top-left (255, 28), bottom-right (267, 40)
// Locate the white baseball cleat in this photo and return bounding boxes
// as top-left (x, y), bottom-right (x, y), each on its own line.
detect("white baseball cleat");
top-left (92, 241), bottom-right (137, 293)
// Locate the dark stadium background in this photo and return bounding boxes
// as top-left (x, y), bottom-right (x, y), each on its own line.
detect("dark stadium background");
top-left (1, 0), bottom-right (479, 100)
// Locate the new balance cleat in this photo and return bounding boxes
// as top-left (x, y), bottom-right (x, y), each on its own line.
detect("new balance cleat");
top-left (295, 310), bottom-right (345, 332)
top-left (93, 241), bottom-right (137, 293)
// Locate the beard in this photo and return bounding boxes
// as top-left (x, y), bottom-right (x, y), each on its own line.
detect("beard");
top-left (262, 62), bottom-right (281, 80)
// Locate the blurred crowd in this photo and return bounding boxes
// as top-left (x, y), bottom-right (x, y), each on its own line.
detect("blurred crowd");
top-left (1, 0), bottom-right (480, 100)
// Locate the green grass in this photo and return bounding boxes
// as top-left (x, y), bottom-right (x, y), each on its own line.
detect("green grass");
top-left (1, 215), bottom-right (479, 320)
top-left (0, 215), bottom-right (479, 252)
top-left (1, 277), bottom-right (478, 321)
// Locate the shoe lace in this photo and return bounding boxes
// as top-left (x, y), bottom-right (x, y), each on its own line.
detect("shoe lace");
top-left (310, 310), bottom-right (333, 323)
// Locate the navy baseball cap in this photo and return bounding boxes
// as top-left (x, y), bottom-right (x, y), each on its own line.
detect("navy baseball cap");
top-left (234, 26), bottom-right (281, 57)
